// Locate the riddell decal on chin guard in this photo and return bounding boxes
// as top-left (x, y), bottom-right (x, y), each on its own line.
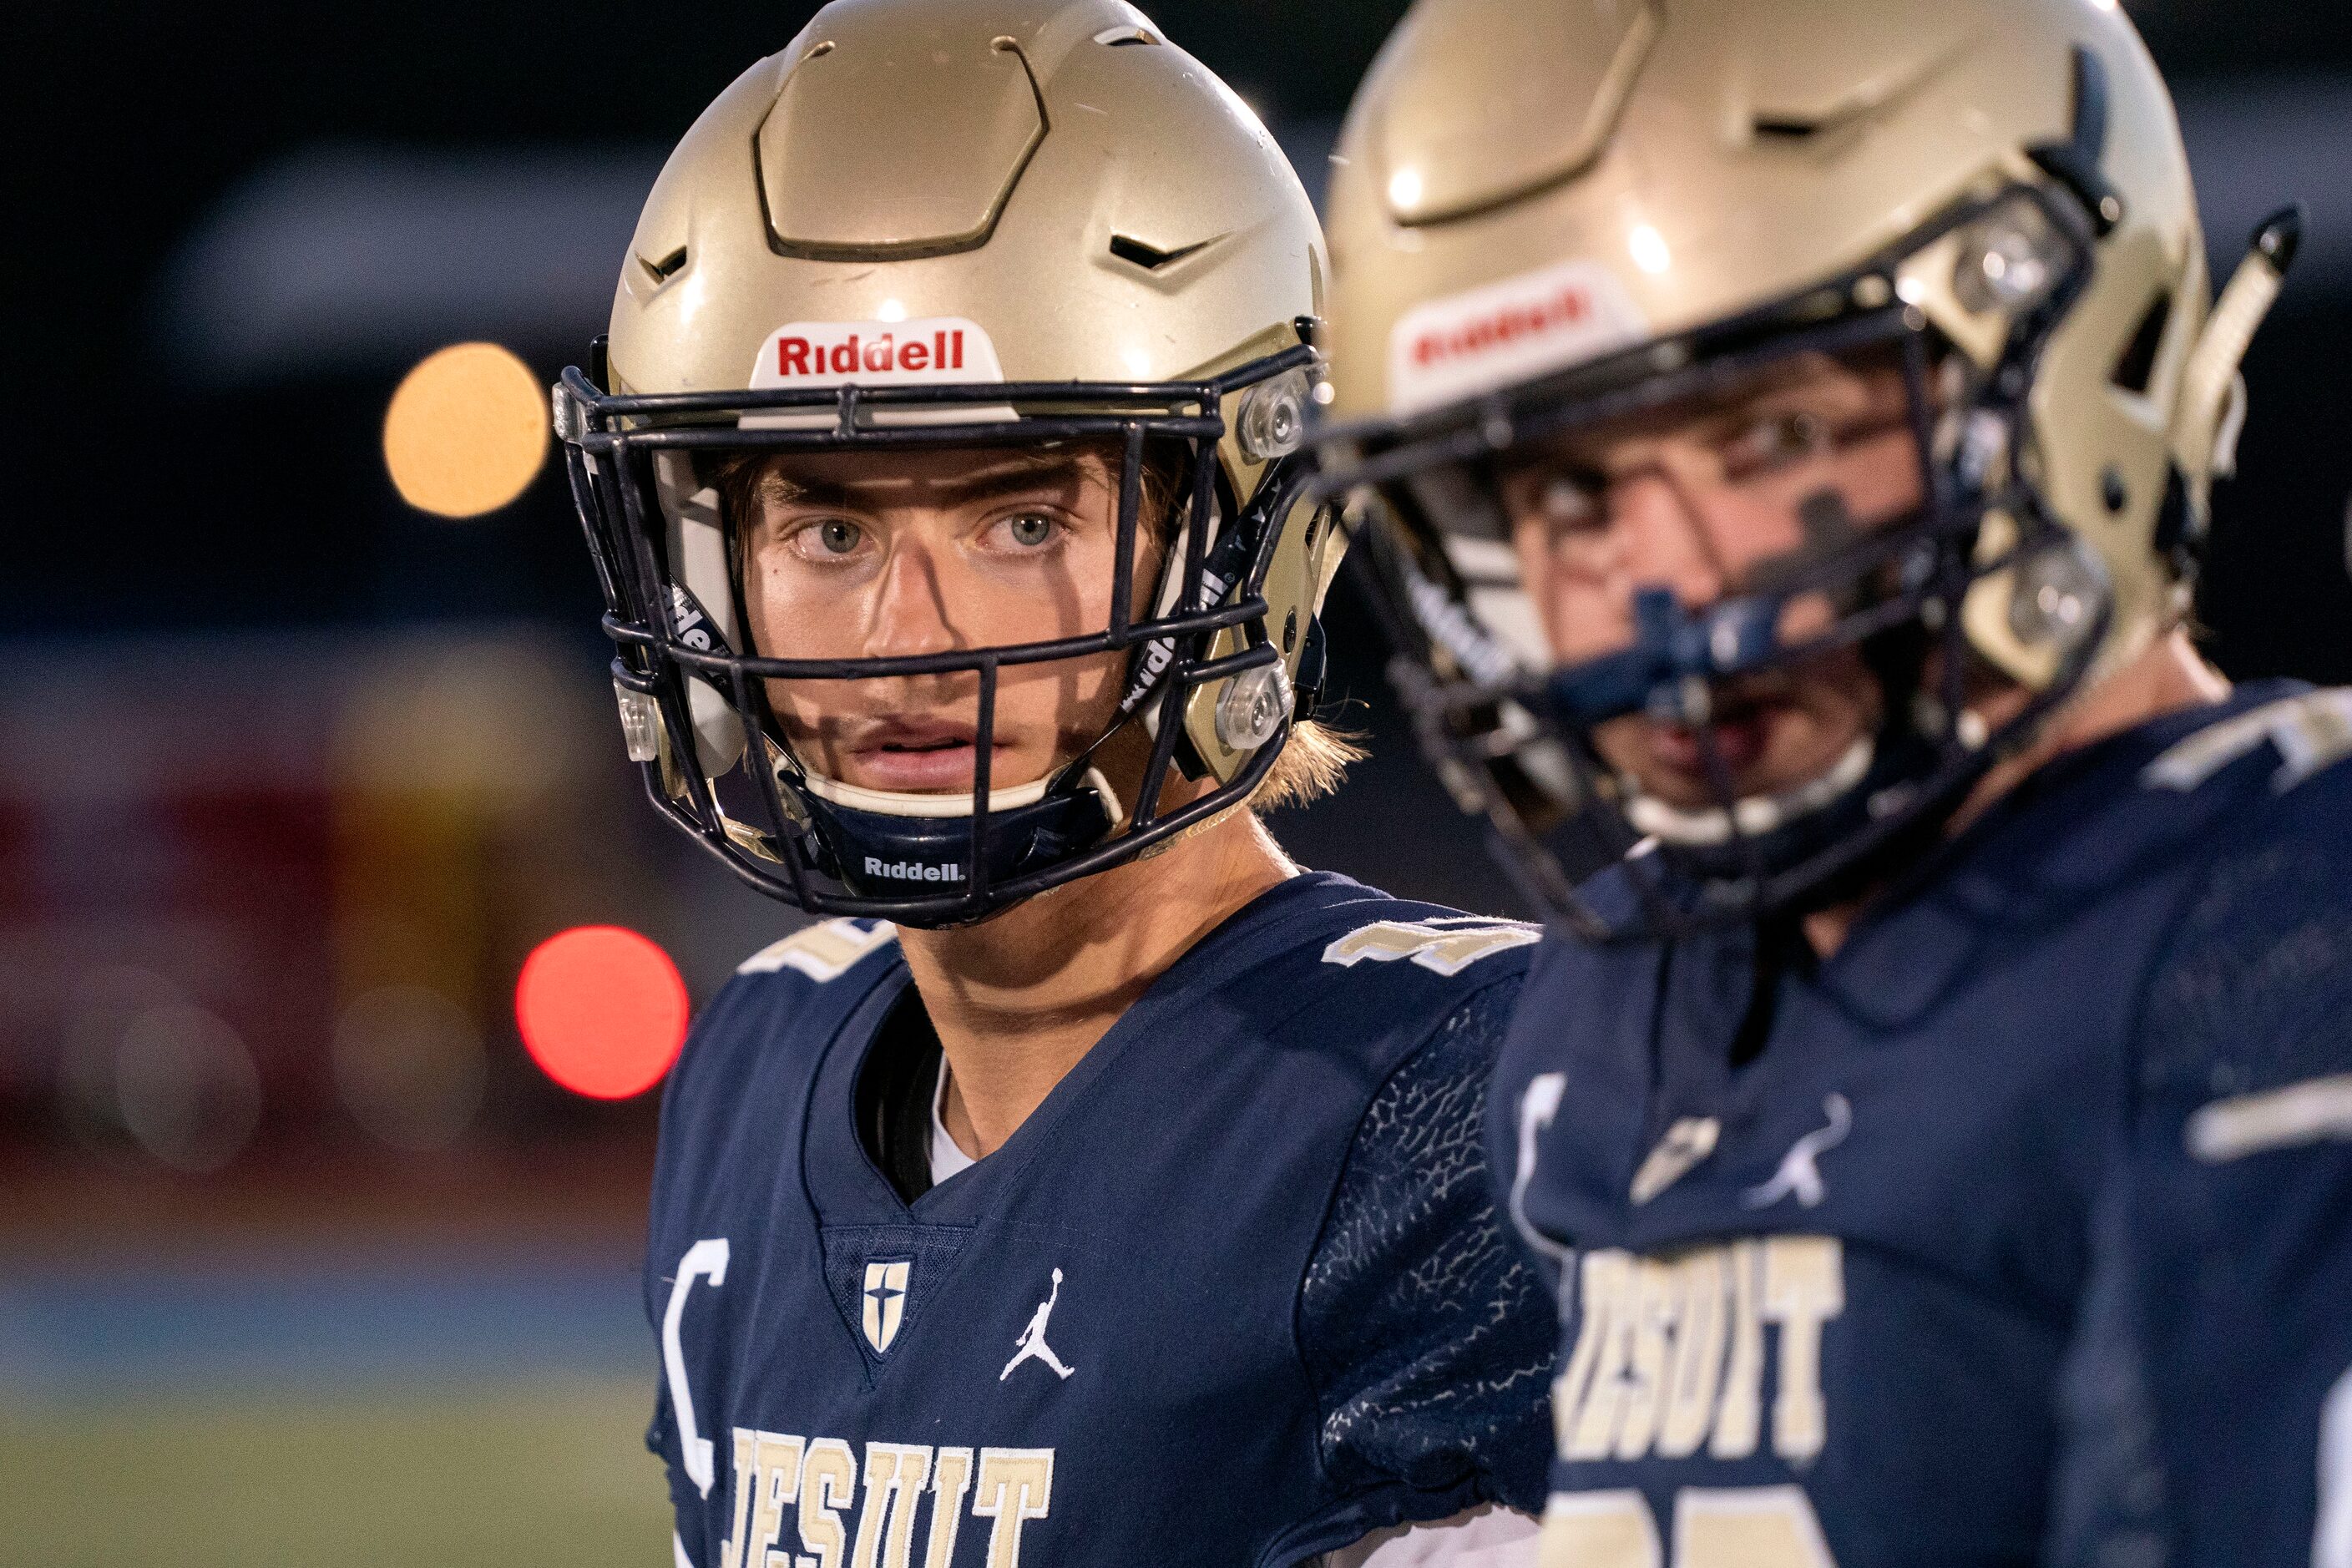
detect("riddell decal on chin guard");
top-left (746, 317), bottom-right (1014, 427)
top-left (1386, 259), bottom-right (1647, 417)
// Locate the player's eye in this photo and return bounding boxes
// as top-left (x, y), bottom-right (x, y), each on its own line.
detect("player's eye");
top-left (1539, 474), bottom-right (1602, 529)
top-left (810, 518), bottom-right (864, 556)
top-left (1722, 411), bottom-right (1830, 480)
top-left (1506, 468), bottom-right (1604, 537)
top-left (995, 513), bottom-right (1059, 550)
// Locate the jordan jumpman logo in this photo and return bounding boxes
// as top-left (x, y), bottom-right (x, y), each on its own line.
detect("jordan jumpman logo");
top-left (1741, 1094), bottom-right (1853, 1210)
top-left (999, 1268), bottom-right (1076, 1382)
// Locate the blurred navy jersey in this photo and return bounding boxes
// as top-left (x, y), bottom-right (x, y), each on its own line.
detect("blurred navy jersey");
top-left (645, 872), bottom-right (1556, 1568)
top-left (1490, 684), bottom-right (2352, 1568)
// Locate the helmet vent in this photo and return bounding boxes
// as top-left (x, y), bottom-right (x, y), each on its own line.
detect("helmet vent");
top-left (2111, 290), bottom-right (2172, 396)
top-left (1109, 233), bottom-right (1216, 271)
top-left (637, 245), bottom-right (689, 286)
top-left (1092, 24), bottom-right (1159, 46)
top-left (1752, 117), bottom-right (1826, 142)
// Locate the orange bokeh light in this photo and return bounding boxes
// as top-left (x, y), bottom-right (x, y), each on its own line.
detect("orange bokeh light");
top-left (515, 926), bottom-right (689, 1100)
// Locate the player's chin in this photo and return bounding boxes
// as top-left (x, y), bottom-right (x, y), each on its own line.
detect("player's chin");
top-left (1601, 704), bottom-right (1871, 812)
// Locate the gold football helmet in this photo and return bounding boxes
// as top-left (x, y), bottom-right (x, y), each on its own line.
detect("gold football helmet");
top-left (1314, 0), bottom-right (2297, 933)
top-left (554, 0), bottom-right (1338, 925)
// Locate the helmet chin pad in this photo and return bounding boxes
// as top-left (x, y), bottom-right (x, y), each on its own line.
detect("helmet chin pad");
top-left (1622, 737), bottom-right (1876, 847)
top-left (1633, 723), bottom-right (1950, 913)
top-left (802, 770), bottom-right (1059, 818)
top-left (795, 771), bottom-right (1119, 915)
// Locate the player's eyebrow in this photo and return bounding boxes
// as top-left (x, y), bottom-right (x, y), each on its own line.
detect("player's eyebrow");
top-left (756, 455), bottom-right (1108, 513)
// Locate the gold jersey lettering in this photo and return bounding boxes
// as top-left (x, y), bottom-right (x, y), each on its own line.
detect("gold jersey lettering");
top-left (971, 1449), bottom-right (1055, 1568)
top-left (850, 1444), bottom-right (933, 1568)
top-left (799, 1439), bottom-right (858, 1568)
top-left (1708, 1242), bottom-right (1765, 1460)
top-left (1761, 1239), bottom-right (1843, 1463)
top-left (923, 1447), bottom-right (974, 1568)
top-left (1656, 1250), bottom-right (1728, 1460)
top-left (714, 1433), bottom-right (1048, 1568)
top-left (1560, 1250), bottom-right (1636, 1459)
top-left (745, 1430), bottom-right (807, 1568)
top-left (1554, 1238), bottom-right (1844, 1468)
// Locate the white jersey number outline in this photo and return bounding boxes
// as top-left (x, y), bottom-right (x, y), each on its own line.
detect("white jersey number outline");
top-left (2319, 1361), bottom-right (2352, 1568)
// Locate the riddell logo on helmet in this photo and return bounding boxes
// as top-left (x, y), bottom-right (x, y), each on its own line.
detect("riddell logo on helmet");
top-left (864, 857), bottom-right (961, 883)
top-left (776, 329), bottom-right (967, 378)
top-left (749, 316), bottom-right (1006, 391)
top-left (1409, 287), bottom-right (1592, 368)
top-left (1387, 259), bottom-right (1648, 417)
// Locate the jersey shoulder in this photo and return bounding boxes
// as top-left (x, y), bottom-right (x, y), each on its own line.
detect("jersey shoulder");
top-left (1280, 876), bottom-right (1540, 989)
top-left (671, 918), bottom-right (904, 1096)
top-left (2136, 686), bottom-right (2352, 1113)
top-left (1249, 879), bottom-right (1540, 1065)
top-left (1159, 875), bottom-right (1539, 1104)
top-left (2135, 684), bottom-right (2352, 817)
top-left (732, 917), bottom-right (902, 984)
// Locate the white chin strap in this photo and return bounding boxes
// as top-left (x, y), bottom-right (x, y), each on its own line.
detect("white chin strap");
top-left (799, 767), bottom-right (1123, 822)
top-left (1623, 738), bottom-right (1874, 847)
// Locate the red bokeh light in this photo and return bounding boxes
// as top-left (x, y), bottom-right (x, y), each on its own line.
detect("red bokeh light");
top-left (514, 926), bottom-right (689, 1100)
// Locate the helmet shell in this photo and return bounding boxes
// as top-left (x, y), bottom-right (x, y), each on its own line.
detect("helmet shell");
top-left (1324, 0), bottom-right (2215, 682)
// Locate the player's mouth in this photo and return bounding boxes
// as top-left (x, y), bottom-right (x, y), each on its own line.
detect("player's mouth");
top-left (843, 722), bottom-right (1019, 793)
top-left (1644, 688), bottom-right (1795, 782)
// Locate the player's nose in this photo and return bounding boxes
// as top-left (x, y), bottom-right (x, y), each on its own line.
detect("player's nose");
top-left (1611, 467), bottom-right (1730, 614)
top-left (861, 533), bottom-right (964, 661)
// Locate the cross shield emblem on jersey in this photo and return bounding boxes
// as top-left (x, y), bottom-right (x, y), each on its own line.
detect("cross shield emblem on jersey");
top-left (862, 1258), bottom-right (912, 1354)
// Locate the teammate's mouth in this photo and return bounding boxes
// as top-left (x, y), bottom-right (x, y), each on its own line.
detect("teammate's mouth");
top-left (1645, 690), bottom-right (1793, 781)
top-left (846, 723), bottom-right (1019, 793)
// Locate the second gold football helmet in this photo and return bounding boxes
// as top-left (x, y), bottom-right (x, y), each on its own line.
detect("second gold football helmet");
top-left (1314, 0), bottom-right (2296, 933)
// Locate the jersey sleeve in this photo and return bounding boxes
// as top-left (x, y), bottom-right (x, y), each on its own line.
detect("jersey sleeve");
top-left (1297, 975), bottom-right (1558, 1520)
top-left (2072, 769), bottom-right (2352, 1568)
top-left (645, 1376), bottom-right (714, 1566)
top-left (646, 1131), bottom-right (718, 1568)
top-left (640, 966), bottom-right (776, 1568)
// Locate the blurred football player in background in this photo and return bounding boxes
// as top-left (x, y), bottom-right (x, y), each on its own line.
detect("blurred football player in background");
top-left (1317, 0), bottom-right (2349, 1563)
top-left (555, 0), bottom-right (1555, 1563)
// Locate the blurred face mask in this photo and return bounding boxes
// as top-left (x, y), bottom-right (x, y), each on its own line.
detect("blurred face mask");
top-left (1493, 346), bottom-right (1923, 837)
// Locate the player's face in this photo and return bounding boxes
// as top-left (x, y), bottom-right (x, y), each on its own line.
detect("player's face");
top-left (1498, 349), bottom-right (1923, 812)
top-left (738, 445), bottom-right (1151, 796)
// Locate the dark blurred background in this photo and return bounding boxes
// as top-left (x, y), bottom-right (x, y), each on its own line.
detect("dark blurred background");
top-left (5, 3), bottom-right (2349, 1561)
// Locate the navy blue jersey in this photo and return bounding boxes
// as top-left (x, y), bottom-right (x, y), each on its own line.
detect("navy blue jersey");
top-left (645, 873), bottom-right (1556, 1568)
top-left (1491, 684), bottom-right (2352, 1568)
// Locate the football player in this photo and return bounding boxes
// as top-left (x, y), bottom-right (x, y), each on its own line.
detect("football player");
top-left (551, 2), bottom-right (1555, 1564)
top-left (1312, 0), bottom-right (2349, 1563)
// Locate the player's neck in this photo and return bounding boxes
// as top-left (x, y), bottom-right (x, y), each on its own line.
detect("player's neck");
top-left (1800, 626), bottom-right (2229, 959)
top-left (895, 805), bottom-right (1297, 1161)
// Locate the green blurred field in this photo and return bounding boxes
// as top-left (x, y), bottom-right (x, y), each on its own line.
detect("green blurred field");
top-left (0, 1377), bottom-right (672, 1567)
